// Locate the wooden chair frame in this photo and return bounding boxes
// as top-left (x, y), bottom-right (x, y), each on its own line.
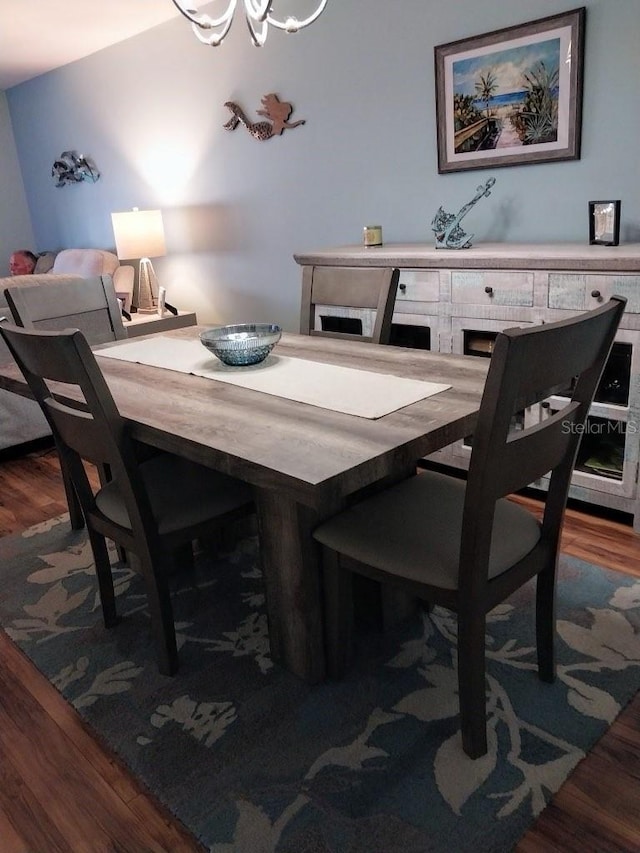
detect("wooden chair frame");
top-left (4, 275), bottom-right (127, 530)
top-left (300, 265), bottom-right (399, 344)
top-left (0, 325), bottom-right (254, 675)
top-left (315, 297), bottom-right (626, 757)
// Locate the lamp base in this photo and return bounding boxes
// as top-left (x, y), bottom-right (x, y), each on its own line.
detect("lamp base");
top-left (136, 257), bottom-right (159, 313)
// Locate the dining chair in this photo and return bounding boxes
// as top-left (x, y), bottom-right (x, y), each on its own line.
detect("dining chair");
top-left (3, 275), bottom-right (127, 530)
top-left (312, 297), bottom-right (626, 758)
top-left (0, 324), bottom-right (255, 676)
top-left (4, 274), bottom-right (126, 343)
top-left (299, 265), bottom-right (399, 344)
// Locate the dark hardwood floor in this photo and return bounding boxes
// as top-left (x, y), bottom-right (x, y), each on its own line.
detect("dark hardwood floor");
top-left (0, 444), bottom-right (638, 851)
top-left (0, 445), bottom-right (204, 853)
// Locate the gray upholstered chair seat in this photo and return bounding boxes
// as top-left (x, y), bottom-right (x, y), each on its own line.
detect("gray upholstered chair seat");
top-left (313, 470), bottom-right (541, 590)
top-left (95, 453), bottom-right (252, 535)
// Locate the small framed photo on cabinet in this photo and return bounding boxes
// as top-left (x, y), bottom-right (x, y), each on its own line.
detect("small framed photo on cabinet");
top-left (589, 200), bottom-right (621, 246)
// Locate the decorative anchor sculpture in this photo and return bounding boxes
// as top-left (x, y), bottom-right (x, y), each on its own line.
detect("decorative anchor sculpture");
top-left (223, 93), bottom-right (305, 141)
top-left (431, 177), bottom-right (496, 249)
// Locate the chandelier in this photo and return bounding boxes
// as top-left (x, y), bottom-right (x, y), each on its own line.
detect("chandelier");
top-left (170, 0), bottom-right (328, 47)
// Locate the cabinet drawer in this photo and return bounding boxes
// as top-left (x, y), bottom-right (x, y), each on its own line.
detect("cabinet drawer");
top-left (451, 271), bottom-right (534, 306)
top-left (549, 273), bottom-right (640, 313)
top-left (396, 269), bottom-right (440, 302)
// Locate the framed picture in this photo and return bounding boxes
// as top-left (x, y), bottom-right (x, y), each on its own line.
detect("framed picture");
top-left (589, 200), bottom-right (621, 246)
top-left (434, 8), bottom-right (585, 173)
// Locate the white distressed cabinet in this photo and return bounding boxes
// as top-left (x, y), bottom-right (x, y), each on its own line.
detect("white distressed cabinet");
top-left (294, 243), bottom-right (640, 529)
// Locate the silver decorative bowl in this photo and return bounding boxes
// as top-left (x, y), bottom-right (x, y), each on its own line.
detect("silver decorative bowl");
top-left (200, 323), bottom-right (282, 366)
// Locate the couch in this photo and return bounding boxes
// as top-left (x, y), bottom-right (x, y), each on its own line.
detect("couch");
top-left (0, 249), bottom-right (134, 451)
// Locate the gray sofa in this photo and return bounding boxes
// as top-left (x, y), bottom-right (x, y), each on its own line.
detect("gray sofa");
top-left (0, 280), bottom-right (50, 449)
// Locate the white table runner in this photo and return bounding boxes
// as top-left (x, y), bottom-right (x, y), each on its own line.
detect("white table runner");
top-left (96, 336), bottom-right (451, 419)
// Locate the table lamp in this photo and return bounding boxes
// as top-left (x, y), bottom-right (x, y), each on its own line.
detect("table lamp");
top-left (111, 208), bottom-right (174, 314)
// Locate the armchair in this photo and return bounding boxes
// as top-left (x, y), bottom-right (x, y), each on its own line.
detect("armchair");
top-left (50, 249), bottom-right (134, 311)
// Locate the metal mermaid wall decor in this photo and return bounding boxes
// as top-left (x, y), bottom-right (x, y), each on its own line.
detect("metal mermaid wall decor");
top-left (223, 94), bottom-right (305, 141)
top-left (431, 177), bottom-right (496, 249)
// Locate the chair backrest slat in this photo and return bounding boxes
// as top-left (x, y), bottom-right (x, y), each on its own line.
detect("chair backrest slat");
top-left (47, 399), bottom-right (121, 466)
top-left (493, 404), bottom-right (580, 497)
top-left (4, 275), bottom-right (126, 344)
top-left (300, 265), bottom-right (399, 344)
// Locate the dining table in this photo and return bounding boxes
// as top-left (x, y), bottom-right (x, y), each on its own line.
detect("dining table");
top-left (0, 327), bottom-right (489, 683)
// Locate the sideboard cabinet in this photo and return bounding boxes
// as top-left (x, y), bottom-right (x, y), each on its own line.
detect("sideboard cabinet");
top-left (294, 243), bottom-right (640, 529)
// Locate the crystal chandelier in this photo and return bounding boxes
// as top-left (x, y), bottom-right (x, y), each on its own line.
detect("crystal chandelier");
top-left (170, 0), bottom-right (328, 47)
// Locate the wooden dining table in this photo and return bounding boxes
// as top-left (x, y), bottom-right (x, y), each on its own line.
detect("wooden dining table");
top-left (0, 328), bottom-right (489, 683)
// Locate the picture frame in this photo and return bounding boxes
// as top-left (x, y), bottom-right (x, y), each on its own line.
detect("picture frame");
top-left (589, 200), bottom-right (621, 246)
top-left (434, 8), bottom-right (585, 173)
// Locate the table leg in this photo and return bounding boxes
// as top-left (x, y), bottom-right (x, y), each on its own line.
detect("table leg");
top-left (254, 463), bottom-right (419, 683)
top-left (255, 488), bottom-right (332, 684)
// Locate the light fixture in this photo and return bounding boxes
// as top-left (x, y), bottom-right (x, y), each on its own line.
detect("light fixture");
top-left (111, 208), bottom-right (167, 313)
top-left (170, 0), bottom-right (328, 48)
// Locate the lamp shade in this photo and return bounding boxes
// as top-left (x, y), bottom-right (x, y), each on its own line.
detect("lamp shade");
top-left (111, 209), bottom-right (166, 260)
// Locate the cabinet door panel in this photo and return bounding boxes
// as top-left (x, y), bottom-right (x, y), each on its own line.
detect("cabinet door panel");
top-left (313, 305), bottom-right (374, 338)
top-left (450, 316), bottom-right (534, 356)
top-left (390, 313), bottom-right (438, 351)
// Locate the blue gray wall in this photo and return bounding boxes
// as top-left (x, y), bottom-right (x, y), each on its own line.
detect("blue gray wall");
top-left (0, 92), bottom-right (34, 274)
top-left (5, 0), bottom-right (640, 329)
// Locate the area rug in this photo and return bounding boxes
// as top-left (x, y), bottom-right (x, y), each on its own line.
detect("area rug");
top-left (0, 516), bottom-right (638, 853)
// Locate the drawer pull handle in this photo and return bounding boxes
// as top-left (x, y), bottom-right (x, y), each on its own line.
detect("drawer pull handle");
top-left (399, 283), bottom-right (407, 292)
top-left (591, 289), bottom-right (602, 300)
top-left (541, 401), bottom-right (551, 410)
top-left (484, 286), bottom-right (494, 295)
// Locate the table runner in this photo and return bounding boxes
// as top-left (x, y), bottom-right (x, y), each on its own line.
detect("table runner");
top-left (96, 336), bottom-right (451, 419)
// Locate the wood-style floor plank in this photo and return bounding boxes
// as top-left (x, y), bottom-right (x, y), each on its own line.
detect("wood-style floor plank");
top-left (0, 629), bottom-right (140, 804)
top-left (0, 797), bottom-right (33, 853)
top-left (510, 492), bottom-right (640, 577)
top-left (0, 447), bottom-right (638, 851)
top-left (0, 443), bottom-right (72, 536)
top-left (0, 632), bottom-right (203, 853)
top-left (0, 446), bottom-right (205, 852)
top-left (517, 700), bottom-right (640, 852)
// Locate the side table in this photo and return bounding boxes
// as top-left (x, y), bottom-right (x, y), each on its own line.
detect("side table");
top-left (123, 310), bottom-right (197, 338)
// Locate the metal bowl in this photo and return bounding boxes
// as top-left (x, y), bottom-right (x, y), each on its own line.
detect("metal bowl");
top-left (200, 323), bottom-right (282, 366)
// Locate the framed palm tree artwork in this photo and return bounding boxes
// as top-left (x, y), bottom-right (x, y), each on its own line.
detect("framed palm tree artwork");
top-left (434, 8), bottom-right (585, 173)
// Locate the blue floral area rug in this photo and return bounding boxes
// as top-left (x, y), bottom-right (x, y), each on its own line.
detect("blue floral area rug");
top-left (0, 515), bottom-right (639, 852)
